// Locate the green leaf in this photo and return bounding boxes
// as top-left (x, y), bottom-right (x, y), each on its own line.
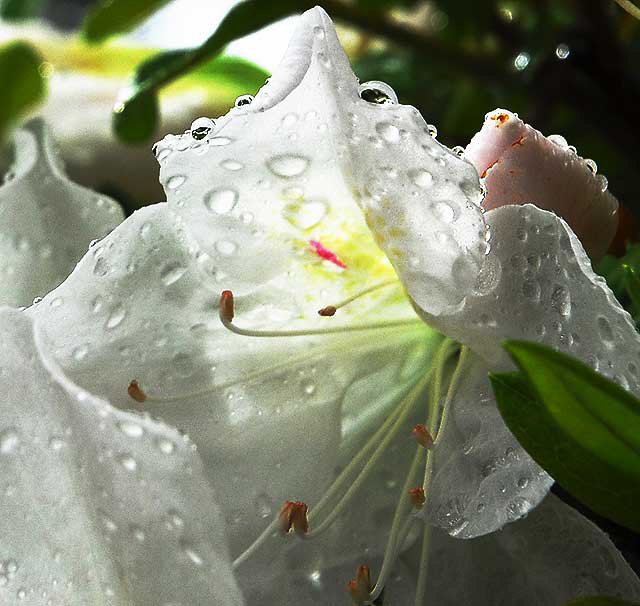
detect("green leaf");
top-left (113, 0), bottom-right (300, 143)
top-left (113, 90), bottom-right (158, 145)
top-left (83, 0), bottom-right (172, 44)
top-left (491, 340), bottom-right (640, 532)
top-left (0, 0), bottom-right (44, 20)
top-left (566, 598), bottom-right (640, 606)
top-left (0, 41), bottom-right (46, 141)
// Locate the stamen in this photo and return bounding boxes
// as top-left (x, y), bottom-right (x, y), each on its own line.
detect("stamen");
top-left (411, 424), bottom-right (433, 449)
top-left (409, 487), bottom-right (426, 509)
top-left (279, 500), bottom-right (309, 535)
top-left (317, 279), bottom-right (399, 317)
top-left (127, 379), bottom-right (147, 403)
top-left (219, 290), bottom-right (421, 338)
top-left (346, 565), bottom-right (372, 606)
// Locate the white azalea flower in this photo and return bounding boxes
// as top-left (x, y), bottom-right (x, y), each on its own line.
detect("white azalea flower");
top-left (1, 6), bottom-right (640, 606)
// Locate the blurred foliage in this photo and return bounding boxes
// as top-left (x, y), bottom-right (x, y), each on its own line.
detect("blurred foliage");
top-left (0, 41), bottom-right (45, 141)
top-left (83, 0), bottom-right (171, 43)
top-left (566, 598), bottom-right (640, 606)
top-left (0, 0), bottom-right (44, 21)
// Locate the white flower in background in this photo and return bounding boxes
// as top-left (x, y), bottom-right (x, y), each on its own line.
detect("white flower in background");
top-left (1, 6), bottom-right (640, 606)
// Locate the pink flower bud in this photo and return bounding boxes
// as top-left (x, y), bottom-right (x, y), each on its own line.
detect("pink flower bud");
top-left (465, 109), bottom-right (619, 261)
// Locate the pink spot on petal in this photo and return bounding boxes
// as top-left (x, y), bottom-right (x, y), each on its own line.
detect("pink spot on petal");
top-left (309, 240), bottom-right (347, 269)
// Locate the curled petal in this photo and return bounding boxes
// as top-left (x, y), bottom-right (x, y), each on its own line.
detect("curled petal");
top-left (465, 108), bottom-right (618, 260)
top-left (0, 119), bottom-right (123, 306)
top-left (0, 309), bottom-right (243, 605)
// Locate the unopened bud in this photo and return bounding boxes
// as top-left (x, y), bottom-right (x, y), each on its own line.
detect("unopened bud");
top-left (127, 379), bottom-right (147, 403)
top-left (411, 424), bottom-right (434, 449)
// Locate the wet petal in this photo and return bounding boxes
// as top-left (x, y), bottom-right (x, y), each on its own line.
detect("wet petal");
top-left (28, 199), bottom-right (433, 593)
top-left (0, 308), bottom-right (243, 605)
top-left (404, 494), bottom-right (640, 605)
top-left (426, 350), bottom-right (552, 538)
top-left (0, 119), bottom-right (123, 306)
top-left (465, 108), bottom-right (618, 260)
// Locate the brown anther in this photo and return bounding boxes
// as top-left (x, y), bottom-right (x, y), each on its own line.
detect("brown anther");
top-left (279, 500), bottom-right (309, 535)
top-left (220, 290), bottom-right (235, 322)
top-left (318, 305), bottom-right (337, 317)
top-left (409, 486), bottom-right (426, 509)
top-left (491, 112), bottom-right (509, 125)
top-left (347, 564), bottom-right (372, 605)
top-left (411, 423), bottom-right (434, 449)
top-left (127, 379), bottom-right (147, 403)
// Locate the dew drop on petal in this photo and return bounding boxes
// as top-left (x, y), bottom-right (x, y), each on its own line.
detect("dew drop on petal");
top-left (431, 200), bottom-right (455, 223)
top-left (166, 175), bottom-right (186, 190)
top-left (375, 122), bottom-right (401, 143)
top-left (267, 155), bottom-right (309, 178)
top-left (190, 117), bottom-right (215, 140)
top-left (106, 304), bottom-right (126, 329)
top-left (216, 240), bottom-right (238, 256)
top-left (117, 453), bottom-right (138, 472)
top-left (204, 189), bottom-right (238, 214)
top-left (550, 285), bottom-right (571, 317)
top-left (283, 201), bottom-right (328, 229)
top-left (548, 134), bottom-right (568, 149)
top-left (117, 421), bottom-right (144, 438)
top-left (409, 169), bottom-right (434, 188)
top-left (0, 428), bottom-right (20, 454)
top-left (220, 159), bottom-right (244, 172)
top-left (160, 263), bottom-right (187, 286)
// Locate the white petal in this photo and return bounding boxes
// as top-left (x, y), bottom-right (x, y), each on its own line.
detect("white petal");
top-left (29, 200), bottom-right (432, 591)
top-left (426, 350), bottom-right (552, 538)
top-left (0, 308), bottom-right (243, 605)
top-left (404, 494), bottom-right (640, 605)
top-left (0, 119), bottom-right (123, 306)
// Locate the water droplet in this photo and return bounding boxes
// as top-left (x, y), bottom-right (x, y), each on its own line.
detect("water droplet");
top-left (166, 175), bottom-right (186, 190)
top-left (358, 81), bottom-right (397, 104)
top-left (130, 524), bottom-right (146, 542)
top-left (117, 453), bottom-right (138, 472)
top-left (17, 588), bottom-right (27, 600)
top-left (427, 124), bottom-right (438, 138)
top-left (156, 437), bottom-right (176, 454)
top-left (550, 285), bottom-right (571, 317)
top-left (0, 428), bottom-right (19, 454)
top-left (313, 25), bottom-right (325, 39)
top-left (49, 436), bottom-right (65, 451)
top-left (283, 200), bottom-right (328, 229)
top-left (139, 222), bottom-right (152, 240)
top-left (597, 316), bottom-right (615, 345)
top-left (267, 155), bottom-right (309, 178)
top-left (72, 345), bottom-right (88, 361)
top-left (555, 43), bottom-right (570, 60)
top-left (596, 174), bottom-right (608, 192)
top-left (409, 168), bottom-right (434, 188)
top-left (180, 540), bottom-right (204, 566)
top-left (32, 296), bottom-right (42, 305)
top-left (204, 188), bottom-right (238, 214)
top-left (431, 200), bottom-right (455, 223)
top-left (517, 476), bottom-right (530, 489)
top-left (375, 122), bottom-right (401, 143)
top-left (190, 117), bottom-right (215, 140)
top-left (99, 511), bottom-right (118, 533)
top-left (106, 304), bottom-right (126, 329)
top-left (156, 148), bottom-right (171, 162)
top-left (210, 136), bottom-right (232, 147)
top-left (522, 279), bottom-right (541, 301)
top-left (514, 51), bottom-right (530, 70)
top-left (93, 257), bottom-right (109, 277)
top-left (548, 134), bottom-right (568, 148)
top-left (160, 263), bottom-right (187, 286)
top-left (215, 240), bottom-right (238, 256)
top-left (117, 421), bottom-right (144, 438)
top-left (584, 158), bottom-right (597, 174)
top-left (220, 159), bottom-right (243, 171)
top-left (234, 94), bottom-right (254, 107)
top-left (506, 497), bottom-right (530, 520)
top-left (452, 145), bottom-right (465, 157)
top-left (302, 380), bottom-right (316, 395)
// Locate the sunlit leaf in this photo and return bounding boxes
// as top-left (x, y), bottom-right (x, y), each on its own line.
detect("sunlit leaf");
top-left (83, 0), bottom-right (172, 43)
top-left (0, 41), bottom-right (46, 141)
top-left (112, 0), bottom-right (299, 143)
top-left (491, 340), bottom-right (640, 533)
